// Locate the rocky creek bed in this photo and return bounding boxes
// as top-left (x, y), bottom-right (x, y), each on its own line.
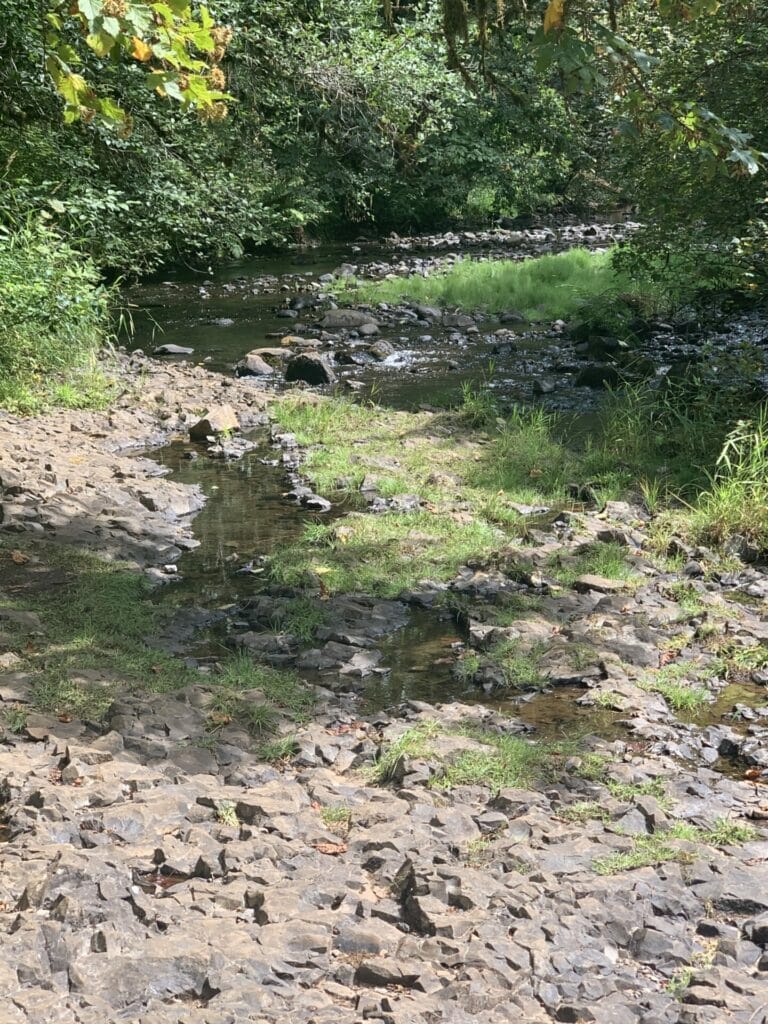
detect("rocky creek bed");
top-left (0, 341), bottom-right (767, 1020)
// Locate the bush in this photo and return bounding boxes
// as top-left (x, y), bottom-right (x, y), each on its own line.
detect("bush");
top-left (0, 222), bottom-right (112, 412)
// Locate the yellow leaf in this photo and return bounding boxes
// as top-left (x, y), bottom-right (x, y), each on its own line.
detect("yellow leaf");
top-left (131, 36), bottom-right (153, 61)
top-left (543, 0), bottom-right (565, 34)
top-left (11, 550), bottom-right (29, 565)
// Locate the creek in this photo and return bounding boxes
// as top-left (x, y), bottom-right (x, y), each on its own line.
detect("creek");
top-left (129, 231), bottom-right (767, 756)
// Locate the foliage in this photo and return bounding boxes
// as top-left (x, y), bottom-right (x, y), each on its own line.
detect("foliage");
top-left (0, 0), bottom-right (580, 274)
top-left (0, 221), bottom-right (115, 412)
top-left (42, 0), bottom-right (231, 125)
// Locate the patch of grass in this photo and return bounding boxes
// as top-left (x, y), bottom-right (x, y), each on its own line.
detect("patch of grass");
top-left (341, 248), bottom-right (665, 321)
top-left (370, 721), bottom-right (441, 784)
top-left (666, 967), bottom-right (695, 999)
top-left (490, 592), bottom-right (544, 625)
top-left (685, 409), bottom-right (768, 553)
top-left (215, 800), bottom-right (239, 827)
top-left (594, 817), bottom-right (755, 874)
top-left (433, 729), bottom-right (551, 791)
top-left (472, 405), bottom-right (579, 502)
top-left (269, 511), bottom-right (502, 598)
top-left (3, 704), bottom-right (28, 734)
top-left (0, 542), bottom-right (199, 720)
top-left (666, 582), bottom-right (706, 619)
top-left (593, 690), bottom-right (625, 710)
top-left (487, 638), bottom-right (548, 690)
top-left (464, 831), bottom-right (507, 865)
top-left (208, 691), bottom-right (279, 736)
top-left (594, 823), bottom-right (700, 874)
top-left (459, 380), bottom-right (499, 428)
top-left (320, 804), bottom-right (352, 833)
top-left (704, 818), bottom-right (756, 845)
top-left (607, 778), bottom-right (672, 810)
top-left (547, 541), bottom-right (638, 587)
top-left (257, 736), bottom-right (300, 762)
top-left (575, 753), bottom-right (612, 782)
top-left (455, 652), bottom-right (481, 683)
top-left (560, 800), bottom-right (611, 824)
top-left (641, 661), bottom-right (713, 713)
top-left (272, 597), bottom-right (328, 643)
top-left (213, 652), bottom-right (314, 722)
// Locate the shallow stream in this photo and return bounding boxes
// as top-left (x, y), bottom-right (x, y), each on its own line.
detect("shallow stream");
top-left (132, 234), bottom-right (766, 753)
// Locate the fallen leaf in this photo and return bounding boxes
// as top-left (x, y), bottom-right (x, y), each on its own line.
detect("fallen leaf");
top-left (11, 550), bottom-right (29, 565)
top-left (313, 841), bottom-right (347, 856)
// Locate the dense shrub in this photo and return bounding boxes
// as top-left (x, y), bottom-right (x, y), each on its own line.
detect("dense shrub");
top-left (0, 222), bottom-right (112, 412)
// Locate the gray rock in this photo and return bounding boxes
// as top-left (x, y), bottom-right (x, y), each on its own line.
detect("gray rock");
top-left (189, 405), bottom-right (240, 440)
top-left (321, 309), bottom-right (378, 330)
top-left (153, 344), bottom-right (194, 356)
top-left (236, 352), bottom-right (275, 376)
top-left (285, 353), bottom-right (338, 386)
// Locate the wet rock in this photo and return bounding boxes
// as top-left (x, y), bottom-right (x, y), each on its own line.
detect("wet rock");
top-left (236, 351), bottom-right (275, 376)
top-left (367, 340), bottom-right (396, 361)
top-left (285, 353), bottom-right (338, 386)
top-left (153, 344), bottom-right (194, 356)
top-left (321, 309), bottom-right (378, 330)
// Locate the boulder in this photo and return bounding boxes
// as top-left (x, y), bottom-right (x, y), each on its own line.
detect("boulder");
top-left (235, 352), bottom-right (274, 377)
top-left (413, 304), bottom-right (442, 321)
top-left (188, 405), bottom-right (239, 440)
top-left (321, 309), bottom-right (378, 330)
top-left (368, 340), bottom-right (396, 361)
top-left (285, 353), bottom-right (338, 386)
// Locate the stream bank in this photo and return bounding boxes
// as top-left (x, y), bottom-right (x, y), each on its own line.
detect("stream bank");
top-left (0, 335), bottom-right (767, 1021)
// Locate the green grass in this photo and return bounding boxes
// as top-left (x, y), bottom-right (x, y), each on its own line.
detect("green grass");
top-left (0, 542), bottom-right (313, 737)
top-left (607, 778), bottom-right (672, 809)
top-left (486, 638), bottom-right (549, 690)
top-left (215, 800), bottom-right (239, 827)
top-left (257, 736), bottom-right (300, 762)
top-left (594, 818), bottom-right (756, 874)
top-left (547, 541), bottom-right (639, 587)
top-left (320, 804), bottom-right (352, 831)
top-left (490, 593), bottom-right (544, 624)
top-left (211, 652), bottom-right (314, 723)
top-left (271, 597), bottom-right (328, 642)
top-left (681, 409), bottom-right (768, 553)
top-left (666, 582), bottom-right (707, 619)
top-left (640, 661), bottom-right (713, 713)
top-left (268, 511), bottom-right (503, 598)
top-left (3, 704), bottom-right (28, 734)
top-left (560, 800), bottom-right (610, 824)
top-left (433, 729), bottom-right (553, 791)
top-left (459, 379), bottom-right (500, 427)
top-left (0, 542), bottom-right (199, 720)
top-left (338, 248), bottom-right (665, 321)
top-left (455, 652), bottom-right (481, 682)
top-left (369, 721), bottom-right (440, 783)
